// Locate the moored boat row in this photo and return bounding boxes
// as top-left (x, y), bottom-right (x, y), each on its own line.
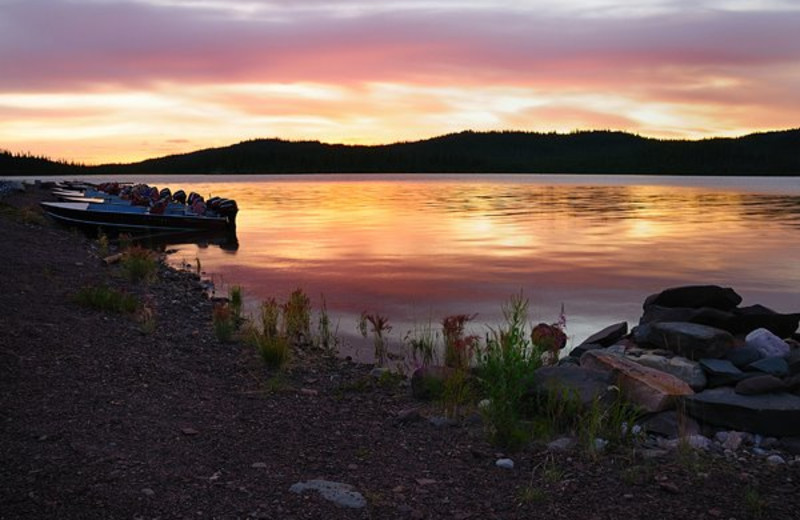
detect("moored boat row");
top-left (41, 181), bottom-right (239, 234)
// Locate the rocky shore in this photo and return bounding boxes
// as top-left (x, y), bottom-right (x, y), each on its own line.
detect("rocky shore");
top-left (2, 182), bottom-right (800, 519)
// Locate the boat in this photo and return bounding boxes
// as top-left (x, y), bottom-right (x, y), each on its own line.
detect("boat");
top-left (40, 182), bottom-right (239, 234)
top-left (40, 201), bottom-right (236, 233)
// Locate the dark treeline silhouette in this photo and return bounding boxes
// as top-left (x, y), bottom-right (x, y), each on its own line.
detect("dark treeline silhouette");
top-left (3, 129), bottom-right (800, 175)
top-left (0, 150), bottom-right (86, 175)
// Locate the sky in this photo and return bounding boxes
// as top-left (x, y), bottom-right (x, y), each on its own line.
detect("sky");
top-left (1, 0), bottom-right (799, 164)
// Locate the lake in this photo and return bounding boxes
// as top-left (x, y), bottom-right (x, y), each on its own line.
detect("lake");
top-left (17, 173), bottom-right (800, 360)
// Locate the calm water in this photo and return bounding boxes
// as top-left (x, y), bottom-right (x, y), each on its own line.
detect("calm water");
top-left (16, 174), bottom-right (800, 359)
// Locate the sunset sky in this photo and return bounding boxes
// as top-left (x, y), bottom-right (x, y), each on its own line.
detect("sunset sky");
top-left (2, 0), bottom-right (799, 164)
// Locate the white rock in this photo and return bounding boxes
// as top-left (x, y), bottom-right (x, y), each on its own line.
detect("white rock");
top-left (547, 437), bottom-right (575, 452)
top-left (767, 455), bottom-right (786, 465)
top-left (746, 328), bottom-right (790, 358)
top-left (495, 458), bottom-right (514, 469)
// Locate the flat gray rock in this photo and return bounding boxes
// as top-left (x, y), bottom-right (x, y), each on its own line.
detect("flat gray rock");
top-left (747, 357), bottom-right (789, 377)
top-left (639, 322), bottom-right (735, 359)
top-left (683, 387), bottom-right (800, 437)
top-left (579, 322), bottom-right (628, 348)
top-left (529, 365), bottom-right (614, 408)
top-left (735, 375), bottom-right (786, 395)
top-left (290, 479), bottom-right (367, 509)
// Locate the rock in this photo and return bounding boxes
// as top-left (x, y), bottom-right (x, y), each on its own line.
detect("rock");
top-left (783, 374), bottom-right (800, 392)
top-left (640, 305), bottom-right (736, 333)
top-left (629, 353), bottom-right (707, 391)
top-left (428, 416), bottom-right (458, 428)
top-left (735, 375), bottom-right (786, 395)
top-left (643, 285), bottom-right (742, 311)
top-left (779, 437), bottom-right (800, 455)
top-left (251, 462), bottom-right (268, 469)
top-left (733, 305), bottom-right (800, 338)
top-left (557, 356), bottom-right (580, 367)
top-left (657, 434), bottom-right (711, 451)
top-left (683, 387), bottom-right (800, 437)
top-left (529, 366), bottom-right (615, 408)
top-left (699, 359), bottom-right (747, 387)
top-left (569, 342), bottom-right (605, 359)
top-left (141, 488), bottom-right (155, 497)
top-left (396, 408), bottom-right (424, 424)
top-left (547, 437), bottom-right (575, 452)
top-left (786, 349), bottom-right (800, 376)
top-left (746, 328), bottom-right (791, 358)
top-left (722, 431), bottom-right (746, 451)
top-left (532, 323), bottom-right (567, 351)
top-left (747, 357), bottom-right (789, 377)
top-left (580, 350), bottom-right (694, 413)
top-left (495, 458), bottom-right (514, 469)
top-left (766, 455), bottom-right (786, 465)
top-left (639, 410), bottom-right (701, 438)
top-left (370, 367), bottom-right (391, 378)
top-left (593, 438), bottom-right (609, 452)
top-left (637, 322), bottom-right (735, 360)
top-left (410, 366), bottom-right (452, 400)
top-left (579, 322), bottom-right (628, 348)
top-left (289, 480), bottom-right (367, 509)
top-left (725, 345), bottom-right (764, 368)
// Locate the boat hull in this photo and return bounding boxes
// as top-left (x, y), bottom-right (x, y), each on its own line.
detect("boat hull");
top-left (40, 202), bottom-right (232, 233)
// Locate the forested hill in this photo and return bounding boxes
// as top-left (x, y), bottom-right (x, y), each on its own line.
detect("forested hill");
top-left (0, 150), bottom-right (85, 175)
top-left (3, 129), bottom-right (800, 175)
top-left (99, 129), bottom-right (800, 175)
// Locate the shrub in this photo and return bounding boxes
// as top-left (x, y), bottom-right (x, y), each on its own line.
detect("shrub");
top-left (284, 288), bottom-right (311, 344)
top-left (442, 314), bottom-right (478, 370)
top-left (74, 285), bottom-right (139, 314)
top-left (212, 303), bottom-right (236, 342)
top-left (120, 245), bottom-right (158, 283)
top-left (476, 292), bottom-right (543, 450)
top-left (244, 324), bottom-right (290, 369)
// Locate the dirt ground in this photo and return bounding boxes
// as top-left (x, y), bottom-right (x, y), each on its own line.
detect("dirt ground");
top-left (2, 185), bottom-right (799, 519)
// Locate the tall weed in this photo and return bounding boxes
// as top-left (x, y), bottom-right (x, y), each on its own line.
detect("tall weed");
top-left (284, 288), bottom-right (311, 345)
top-left (477, 292), bottom-right (542, 449)
top-left (120, 245), bottom-right (158, 283)
top-left (359, 312), bottom-right (392, 366)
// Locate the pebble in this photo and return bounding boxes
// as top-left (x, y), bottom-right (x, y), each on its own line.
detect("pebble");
top-left (251, 462), bottom-right (267, 469)
top-left (767, 455), bottom-right (786, 465)
top-left (141, 488), bottom-right (155, 496)
top-left (495, 458), bottom-right (514, 469)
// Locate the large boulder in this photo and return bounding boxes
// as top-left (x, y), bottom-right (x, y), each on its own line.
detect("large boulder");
top-left (635, 322), bottom-right (736, 360)
top-left (628, 353), bottom-right (707, 391)
top-left (643, 285), bottom-right (742, 311)
top-left (683, 387), bottom-right (800, 436)
top-left (580, 350), bottom-right (694, 413)
top-left (732, 305), bottom-right (800, 338)
top-left (639, 305), bottom-right (736, 332)
top-left (579, 322), bottom-right (628, 348)
top-left (745, 328), bottom-right (791, 358)
top-left (528, 366), bottom-right (615, 408)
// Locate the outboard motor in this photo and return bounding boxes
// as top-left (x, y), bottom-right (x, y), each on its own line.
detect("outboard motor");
top-left (159, 187), bottom-right (172, 200)
top-left (216, 199), bottom-right (239, 229)
top-left (172, 190), bottom-right (186, 204)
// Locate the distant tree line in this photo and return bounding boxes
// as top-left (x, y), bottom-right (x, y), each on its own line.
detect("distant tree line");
top-left (0, 150), bottom-right (85, 175)
top-left (3, 129), bottom-right (800, 176)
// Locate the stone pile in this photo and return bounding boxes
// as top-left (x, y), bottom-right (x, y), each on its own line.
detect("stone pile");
top-left (552, 285), bottom-right (800, 438)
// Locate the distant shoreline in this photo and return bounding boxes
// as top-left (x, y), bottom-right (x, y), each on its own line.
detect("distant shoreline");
top-left (3, 129), bottom-right (800, 176)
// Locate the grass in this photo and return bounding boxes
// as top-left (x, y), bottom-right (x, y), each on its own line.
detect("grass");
top-left (74, 285), bottom-right (139, 314)
top-left (404, 318), bottom-right (439, 367)
top-left (212, 303), bottom-right (236, 342)
top-left (120, 245), bottom-right (158, 283)
top-left (358, 312), bottom-right (392, 367)
top-left (440, 368), bottom-right (475, 419)
top-left (229, 284), bottom-right (243, 323)
top-left (476, 292), bottom-right (543, 450)
top-left (244, 323), bottom-right (290, 368)
top-left (315, 295), bottom-right (339, 353)
top-left (284, 288), bottom-right (311, 345)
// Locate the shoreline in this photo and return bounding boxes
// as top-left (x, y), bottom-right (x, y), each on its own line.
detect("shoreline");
top-left (2, 183), bottom-right (800, 519)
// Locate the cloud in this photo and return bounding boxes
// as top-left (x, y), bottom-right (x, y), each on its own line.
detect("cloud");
top-left (2, 0), bottom-right (800, 161)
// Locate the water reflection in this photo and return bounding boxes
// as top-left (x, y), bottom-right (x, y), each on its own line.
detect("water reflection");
top-left (148, 175), bottom-right (800, 354)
